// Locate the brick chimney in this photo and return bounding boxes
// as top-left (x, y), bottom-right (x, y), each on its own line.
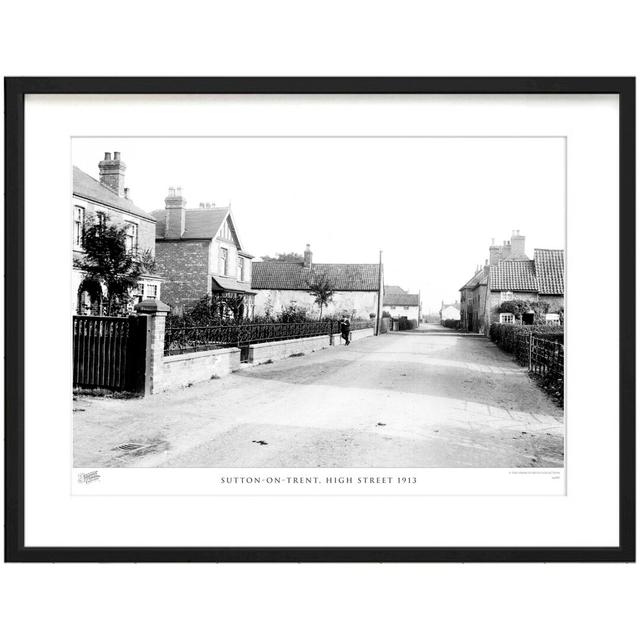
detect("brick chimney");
top-left (164, 186), bottom-right (187, 238)
top-left (304, 244), bottom-right (312, 268)
top-left (98, 151), bottom-right (126, 197)
top-left (510, 229), bottom-right (526, 258)
top-left (489, 238), bottom-right (502, 266)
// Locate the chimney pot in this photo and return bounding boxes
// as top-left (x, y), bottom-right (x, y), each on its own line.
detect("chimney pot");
top-left (114, 151), bottom-right (120, 160)
top-left (104, 152), bottom-right (111, 160)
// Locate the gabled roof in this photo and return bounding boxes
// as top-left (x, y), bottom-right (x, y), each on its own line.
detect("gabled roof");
top-left (489, 249), bottom-right (564, 294)
top-left (73, 166), bottom-right (153, 221)
top-left (251, 262), bottom-right (381, 291)
top-left (460, 268), bottom-right (488, 291)
top-left (383, 293), bottom-right (419, 307)
top-left (441, 301), bottom-right (461, 310)
top-left (153, 206), bottom-right (230, 240)
top-left (384, 285), bottom-right (407, 295)
top-left (534, 249), bottom-right (564, 295)
top-left (490, 260), bottom-right (538, 291)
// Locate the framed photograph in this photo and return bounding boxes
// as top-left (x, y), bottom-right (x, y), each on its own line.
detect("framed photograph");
top-left (4, 77), bottom-right (635, 562)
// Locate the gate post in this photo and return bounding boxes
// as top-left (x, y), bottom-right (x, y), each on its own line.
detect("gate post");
top-left (135, 299), bottom-right (170, 395)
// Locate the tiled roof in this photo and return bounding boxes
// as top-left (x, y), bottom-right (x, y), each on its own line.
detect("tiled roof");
top-left (534, 249), bottom-right (564, 295)
top-left (384, 285), bottom-right (407, 295)
top-left (251, 262), bottom-right (381, 291)
top-left (73, 166), bottom-right (153, 221)
top-left (383, 293), bottom-right (419, 307)
top-left (490, 260), bottom-right (538, 292)
top-left (489, 250), bottom-right (565, 295)
top-left (153, 206), bottom-right (229, 239)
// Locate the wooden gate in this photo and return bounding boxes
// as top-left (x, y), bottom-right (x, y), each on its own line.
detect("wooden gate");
top-left (73, 315), bottom-right (147, 393)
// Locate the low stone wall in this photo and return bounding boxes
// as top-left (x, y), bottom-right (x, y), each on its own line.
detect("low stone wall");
top-left (248, 327), bottom-right (374, 364)
top-left (159, 347), bottom-right (241, 392)
top-left (248, 334), bottom-right (331, 364)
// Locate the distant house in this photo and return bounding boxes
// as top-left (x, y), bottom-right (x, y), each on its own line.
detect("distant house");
top-left (382, 286), bottom-right (420, 322)
top-left (440, 301), bottom-right (461, 324)
top-left (73, 152), bottom-right (161, 315)
top-left (459, 230), bottom-right (565, 334)
top-left (152, 189), bottom-right (255, 316)
top-left (251, 244), bottom-right (383, 320)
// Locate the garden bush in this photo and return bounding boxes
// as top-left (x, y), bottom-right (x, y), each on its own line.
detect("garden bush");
top-left (442, 319), bottom-right (461, 329)
top-left (398, 318), bottom-right (418, 330)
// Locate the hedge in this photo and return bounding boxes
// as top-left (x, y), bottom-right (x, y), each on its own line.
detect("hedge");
top-left (489, 323), bottom-right (564, 366)
top-left (442, 319), bottom-right (461, 329)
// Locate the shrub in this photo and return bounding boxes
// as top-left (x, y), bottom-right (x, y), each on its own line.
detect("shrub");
top-left (489, 323), bottom-right (564, 365)
top-left (398, 318), bottom-right (418, 331)
top-left (442, 319), bottom-right (461, 329)
top-left (277, 302), bottom-right (309, 323)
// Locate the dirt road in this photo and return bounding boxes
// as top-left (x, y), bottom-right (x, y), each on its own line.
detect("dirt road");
top-left (74, 327), bottom-right (564, 468)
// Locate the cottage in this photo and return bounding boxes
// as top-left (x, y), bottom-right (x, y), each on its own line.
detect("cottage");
top-left (72, 152), bottom-right (161, 315)
top-left (251, 245), bottom-right (383, 320)
top-left (486, 248), bottom-right (564, 327)
top-left (382, 286), bottom-right (421, 322)
top-left (152, 190), bottom-right (255, 317)
top-left (459, 231), bottom-right (565, 334)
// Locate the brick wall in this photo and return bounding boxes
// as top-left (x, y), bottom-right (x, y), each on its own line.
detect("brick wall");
top-left (155, 239), bottom-right (211, 310)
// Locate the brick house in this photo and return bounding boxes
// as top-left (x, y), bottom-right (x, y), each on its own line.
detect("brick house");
top-left (460, 264), bottom-right (489, 333)
top-left (382, 286), bottom-right (421, 322)
top-left (251, 245), bottom-right (383, 320)
top-left (152, 189), bottom-right (255, 316)
top-left (73, 152), bottom-right (161, 315)
top-left (459, 231), bottom-right (565, 334)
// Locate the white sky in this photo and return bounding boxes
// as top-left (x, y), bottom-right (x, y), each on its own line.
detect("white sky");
top-left (73, 137), bottom-right (565, 313)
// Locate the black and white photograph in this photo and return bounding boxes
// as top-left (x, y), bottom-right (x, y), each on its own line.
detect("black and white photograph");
top-left (71, 136), bottom-right (565, 471)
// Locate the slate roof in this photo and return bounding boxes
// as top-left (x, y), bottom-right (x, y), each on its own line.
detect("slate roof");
top-left (211, 275), bottom-right (256, 295)
top-left (489, 249), bottom-right (564, 294)
top-left (460, 268), bottom-right (488, 291)
top-left (251, 262), bottom-right (381, 291)
top-left (383, 293), bottom-right (420, 307)
top-left (73, 166), bottom-right (154, 221)
top-left (153, 206), bottom-right (229, 240)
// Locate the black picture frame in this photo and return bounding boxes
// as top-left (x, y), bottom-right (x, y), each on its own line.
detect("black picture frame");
top-left (4, 77), bottom-right (635, 563)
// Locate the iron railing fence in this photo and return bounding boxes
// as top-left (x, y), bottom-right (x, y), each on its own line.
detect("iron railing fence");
top-left (164, 319), bottom-right (376, 355)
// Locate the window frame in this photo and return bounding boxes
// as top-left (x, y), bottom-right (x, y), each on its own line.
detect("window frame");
top-left (73, 205), bottom-right (85, 249)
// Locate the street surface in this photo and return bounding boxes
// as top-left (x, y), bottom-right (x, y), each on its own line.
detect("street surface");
top-left (74, 326), bottom-right (564, 468)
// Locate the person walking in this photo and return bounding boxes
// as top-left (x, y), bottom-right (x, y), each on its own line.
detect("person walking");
top-left (339, 315), bottom-right (351, 345)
